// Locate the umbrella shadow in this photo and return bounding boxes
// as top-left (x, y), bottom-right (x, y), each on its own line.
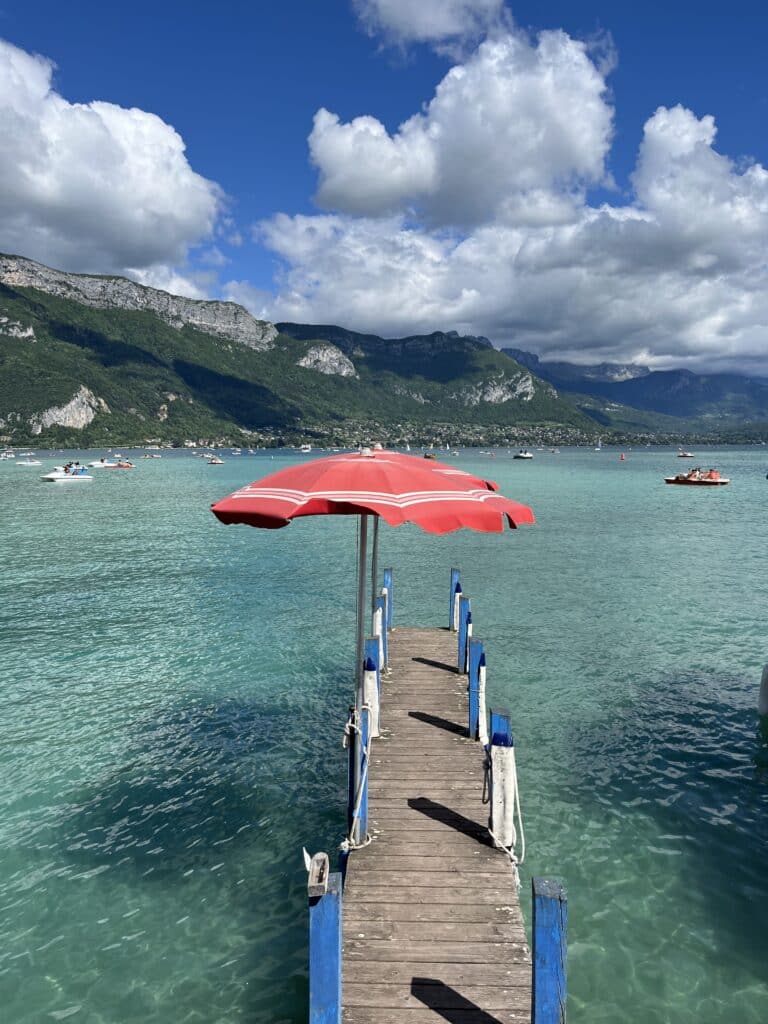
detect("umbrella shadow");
top-left (407, 796), bottom-right (489, 844)
top-left (412, 656), bottom-right (456, 672)
top-left (410, 977), bottom-right (503, 1023)
top-left (408, 710), bottom-right (466, 736)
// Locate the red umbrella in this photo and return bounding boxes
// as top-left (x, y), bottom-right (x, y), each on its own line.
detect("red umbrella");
top-left (211, 449), bottom-right (531, 533)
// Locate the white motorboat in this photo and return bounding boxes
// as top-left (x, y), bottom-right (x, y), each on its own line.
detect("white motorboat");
top-left (42, 466), bottom-right (93, 482)
top-left (299, 444), bottom-right (312, 453)
top-left (89, 458), bottom-right (119, 468)
top-left (208, 456), bottom-right (224, 465)
top-left (16, 458), bottom-right (42, 466)
top-left (513, 449), bottom-right (533, 459)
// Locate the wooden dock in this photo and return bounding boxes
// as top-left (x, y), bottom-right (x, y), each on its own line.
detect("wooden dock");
top-left (342, 626), bottom-right (532, 1023)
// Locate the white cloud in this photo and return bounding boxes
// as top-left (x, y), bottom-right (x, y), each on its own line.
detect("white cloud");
top-left (352, 0), bottom-right (505, 50)
top-left (260, 87), bottom-right (768, 374)
top-left (310, 31), bottom-right (613, 227)
top-left (0, 38), bottom-right (223, 278)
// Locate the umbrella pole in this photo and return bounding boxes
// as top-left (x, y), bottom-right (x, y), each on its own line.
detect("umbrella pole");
top-left (356, 514), bottom-right (369, 706)
top-left (370, 515), bottom-right (380, 615)
top-left (352, 513), bottom-right (369, 846)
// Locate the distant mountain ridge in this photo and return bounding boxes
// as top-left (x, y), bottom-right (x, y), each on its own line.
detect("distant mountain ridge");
top-left (506, 348), bottom-right (650, 384)
top-left (0, 253), bottom-right (277, 350)
top-left (504, 347), bottom-right (768, 425)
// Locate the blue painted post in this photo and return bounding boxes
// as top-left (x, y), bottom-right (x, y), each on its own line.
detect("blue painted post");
top-left (364, 637), bottom-right (380, 693)
top-left (457, 596), bottom-right (471, 672)
top-left (376, 594), bottom-right (388, 669)
top-left (490, 707), bottom-right (513, 748)
top-left (364, 636), bottom-right (381, 736)
top-left (488, 708), bottom-right (515, 851)
top-left (532, 877), bottom-right (568, 1024)
top-left (309, 870), bottom-right (342, 1024)
top-left (383, 568), bottom-right (393, 629)
top-left (478, 651), bottom-right (489, 746)
top-left (449, 568), bottom-right (461, 630)
top-left (468, 638), bottom-right (483, 739)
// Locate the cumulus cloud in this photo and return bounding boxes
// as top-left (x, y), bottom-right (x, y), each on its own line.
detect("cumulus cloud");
top-left (352, 0), bottom-right (506, 51)
top-left (0, 38), bottom-right (223, 278)
top-left (311, 31), bottom-right (613, 227)
top-left (260, 49), bottom-right (768, 376)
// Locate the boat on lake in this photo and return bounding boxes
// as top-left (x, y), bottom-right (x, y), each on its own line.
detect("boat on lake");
top-left (88, 458), bottom-right (134, 469)
top-left (16, 458), bottom-right (42, 466)
top-left (42, 465), bottom-right (93, 482)
top-left (665, 468), bottom-right (730, 486)
top-left (677, 449), bottom-right (695, 457)
top-left (514, 449), bottom-right (533, 459)
top-left (208, 456), bottom-right (224, 465)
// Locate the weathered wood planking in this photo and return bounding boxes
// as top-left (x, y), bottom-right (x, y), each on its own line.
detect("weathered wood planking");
top-left (343, 627), bottom-right (531, 1023)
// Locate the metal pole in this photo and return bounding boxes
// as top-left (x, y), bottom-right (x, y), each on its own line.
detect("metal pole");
top-left (370, 515), bottom-right (380, 615)
top-left (356, 514), bottom-right (369, 706)
top-left (352, 514), bottom-right (369, 847)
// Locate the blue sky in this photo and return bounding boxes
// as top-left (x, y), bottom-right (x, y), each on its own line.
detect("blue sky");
top-left (2, 1), bottom-right (768, 372)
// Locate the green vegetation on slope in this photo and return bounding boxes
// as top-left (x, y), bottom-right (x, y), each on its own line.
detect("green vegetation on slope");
top-left (0, 285), bottom-right (596, 446)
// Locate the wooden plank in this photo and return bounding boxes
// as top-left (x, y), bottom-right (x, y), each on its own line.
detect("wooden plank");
top-left (342, 885), bottom-right (519, 905)
top-left (348, 855), bottom-right (509, 874)
top-left (345, 902), bottom-right (522, 924)
top-left (344, 983), bottom-right (530, 1009)
top-left (345, 962), bottom-right (531, 986)
top-left (343, 920), bottom-right (524, 943)
top-left (344, 941), bottom-right (530, 964)
top-left (343, 1010), bottom-right (530, 1024)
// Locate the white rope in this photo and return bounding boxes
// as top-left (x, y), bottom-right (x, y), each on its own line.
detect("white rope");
top-left (340, 705), bottom-right (374, 852)
top-left (484, 745), bottom-right (526, 889)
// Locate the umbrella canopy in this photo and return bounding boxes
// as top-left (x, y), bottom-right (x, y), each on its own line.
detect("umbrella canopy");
top-left (211, 448), bottom-right (534, 534)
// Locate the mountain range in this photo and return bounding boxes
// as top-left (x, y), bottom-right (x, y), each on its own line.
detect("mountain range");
top-left (505, 348), bottom-right (768, 430)
top-left (0, 253), bottom-right (588, 447)
top-left (1, 252), bottom-right (767, 447)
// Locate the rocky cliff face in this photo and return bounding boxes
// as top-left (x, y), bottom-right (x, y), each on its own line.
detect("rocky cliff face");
top-left (297, 343), bottom-right (358, 378)
top-left (455, 372), bottom-right (553, 406)
top-left (0, 314), bottom-right (36, 341)
top-left (29, 385), bottom-right (110, 434)
top-left (0, 254), bottom-right (277, 351)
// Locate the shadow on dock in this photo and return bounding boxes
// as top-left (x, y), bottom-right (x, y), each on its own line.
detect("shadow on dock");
top-left (407, 796), bottom-right (490, 844)
top-left (410, 977), bottom-right (503, 1023)
top-left (413, 656), bottom-right (456, 672)
top-left (408, 709), bottom-right (467, 736)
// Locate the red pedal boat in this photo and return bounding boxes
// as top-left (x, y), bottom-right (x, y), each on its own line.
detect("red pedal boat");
top-left (665, 468), bottom-right (729, 485)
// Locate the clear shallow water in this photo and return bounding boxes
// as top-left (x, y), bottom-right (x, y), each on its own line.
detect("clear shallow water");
top-left (1, 447), bottom-right (767, 1022)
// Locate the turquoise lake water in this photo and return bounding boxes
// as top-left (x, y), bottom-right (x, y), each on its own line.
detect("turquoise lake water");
top-left (1, 446), bottom-right (767, 1023)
